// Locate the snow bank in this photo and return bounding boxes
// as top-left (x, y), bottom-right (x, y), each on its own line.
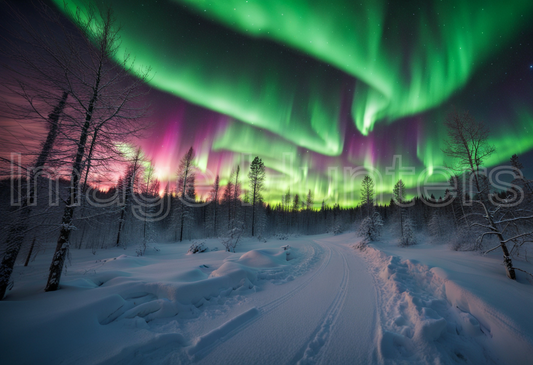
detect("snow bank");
top-left (237, 248), bottom-right (289, 268)
top-left (359, 241), bottom-right (533, 365)
top-left (435, 267), bottom-right (533, 365)
top-left (0, 238), bottom-right (319, 364)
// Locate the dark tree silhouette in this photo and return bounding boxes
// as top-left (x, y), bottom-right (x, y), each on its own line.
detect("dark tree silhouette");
top-left (443, 110), bottom-right (520, 279)
top-left (176, 147), bottom-right (196, 242)
top-left (360, 175), bottom-right (375, 216)
top-left (44, 6), bottom-right (150, 292)
top-left (0, 92), bottom-right (68, 299)
top-left (248, 157), bottom-right (265, 237)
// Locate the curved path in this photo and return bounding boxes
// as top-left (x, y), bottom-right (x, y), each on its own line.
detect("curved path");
top-left (193, 235), bottom-right (378, 365)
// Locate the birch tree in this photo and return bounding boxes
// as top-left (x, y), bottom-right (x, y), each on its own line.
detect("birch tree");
top-left (442, 110), bottom-right (532, 279)
top-left (43, 5), bottom-right (150, 292)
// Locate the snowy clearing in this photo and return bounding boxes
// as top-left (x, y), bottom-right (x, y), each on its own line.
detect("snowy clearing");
top-left (1, 233), bottom-right (533, 364)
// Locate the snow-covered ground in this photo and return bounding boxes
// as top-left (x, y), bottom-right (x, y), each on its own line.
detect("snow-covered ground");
top-left (1, 233), bottom-right (533, 364)
top-left (359, 235), bottom-right (533, 365)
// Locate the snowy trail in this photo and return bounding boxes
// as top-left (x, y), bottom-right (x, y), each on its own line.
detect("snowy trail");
top-left (187, 236), bottom-right (378, 365)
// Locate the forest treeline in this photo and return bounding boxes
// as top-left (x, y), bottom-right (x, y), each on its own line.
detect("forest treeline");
top-left (1, 138), bottom-right (532, 282)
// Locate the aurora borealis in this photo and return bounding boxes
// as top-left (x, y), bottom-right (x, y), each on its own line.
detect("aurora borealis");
top-left (3, 0), bottom-right (533, 205)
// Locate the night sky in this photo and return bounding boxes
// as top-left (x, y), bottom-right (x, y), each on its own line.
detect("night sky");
top-left (2, 0), bottom-right (533, 204)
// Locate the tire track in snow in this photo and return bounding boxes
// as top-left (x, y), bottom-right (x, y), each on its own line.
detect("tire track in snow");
top-left (293, 245), bottom-right (350, 365)
top-left (259, 242), bottom-right (332, 314)
top-left (187, 241), bottom-right (333, 361)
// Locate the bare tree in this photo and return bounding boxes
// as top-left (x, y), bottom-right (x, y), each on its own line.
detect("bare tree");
top-left (176, 147), bottom-right (196, 242)
top-left (443, 110), bottom-right (495, 197)
top-left (1, 2), bottom-right (147, 296)
top-left (39, 5), bottom-right (150, 292)
top-left (0, 92), bottom-right (68, 299)
top-left (115, 148), bottom-right (144, 248)
top-left (221, 165), bottom-right (241, 231)
top-left (442, 110), bottom-right (533, 280)
top-left (222, 178), bottom-right (234, 230)
top-left (232, 165), bottom-right (242, 229)
top-left (206, 175), bottom-right (220, 236)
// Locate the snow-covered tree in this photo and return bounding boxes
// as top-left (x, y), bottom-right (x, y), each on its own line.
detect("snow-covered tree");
top-left (428, 211), bottom-right (443, 238)
top-left (41, 6), bottom-right (150, 292)
top-left (442, 110), bottom-right (531, 279)
top-left (0, 92), bottom-right (68, 299)
top-left (399, 217), bottom-right (416, 246)
top-left (393, 179), bottom-right (407, 238)
top-left (357, 211), bottom-right (383, 243)
top-left (221, 220), bottom-right (244, 253)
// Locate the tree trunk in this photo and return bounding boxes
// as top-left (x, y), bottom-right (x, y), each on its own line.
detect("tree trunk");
top-left (45, 86), bottom-right (98, 292)
top-left (251, 186), bottom-right (256, 237)
top-left (399, 207), bottom-right (403, 237)
top-left (116, 207), bottom-right (126, 247)
top-left (0, 207), bottom-right (30, 298)
top-left (486, 208), bottom-right (516, 279)
top-left (24, 237), bottom-right (36, 267)
top-left (213, 204), bottom-right (217, 237)
top-left (179, 206), bottom-right (185, 242)
top-left (0, 91), bottom-right (68, 299)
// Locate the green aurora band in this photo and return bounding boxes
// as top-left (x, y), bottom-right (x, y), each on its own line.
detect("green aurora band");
top-left (50, 0), bottom-right (533, 205)
top-left (173, 0), bottom-right (533, 134)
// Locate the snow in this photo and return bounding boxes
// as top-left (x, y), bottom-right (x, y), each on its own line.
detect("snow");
top-left (1, 233), bottom-right (532, 364)
top-left (360, 232), bottom-right (533, 364)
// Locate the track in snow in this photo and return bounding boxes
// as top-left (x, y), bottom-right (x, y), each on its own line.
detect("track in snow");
top-left (294, 247), bottom-right (350, 364)
top-left (192, 236), bottom-right (377, 365)
top-left (188, 242), bottom-right (334, 360)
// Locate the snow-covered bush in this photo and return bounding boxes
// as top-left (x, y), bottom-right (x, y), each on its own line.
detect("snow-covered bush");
top-left (357, 212), bottom-right (383, 243)
top-left (221, 222), bottom-right (244, 252)
top-left (275, 233), bottom-right (288, 240)
top-left (428, 211), bottom-right (443, 238)
top-left (136, 241), bottom-right (147, 257)
top-left (332, 223), bottom-right (343, 235)
top-left (136, 241), bottom-right (160, 257)
top-left (188, 241), bottom-right (209, 254)
top-left (353, 241), bottom-right (368, 251)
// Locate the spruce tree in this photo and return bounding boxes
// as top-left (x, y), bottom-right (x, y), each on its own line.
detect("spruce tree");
top-left (393, 179), bottom-right (406, 237)
top-left (248, 157), bottom-right (265, 237)
top-left (360, 175), bottom-right (375, 216)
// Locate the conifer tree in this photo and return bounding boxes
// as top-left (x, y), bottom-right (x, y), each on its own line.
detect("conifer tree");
top-left (248, 157), bottom-right (265, 237)
top-left (393, 179), bottom-right (406, 237)
top-left (360, 175), bottom-right (375, 216)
